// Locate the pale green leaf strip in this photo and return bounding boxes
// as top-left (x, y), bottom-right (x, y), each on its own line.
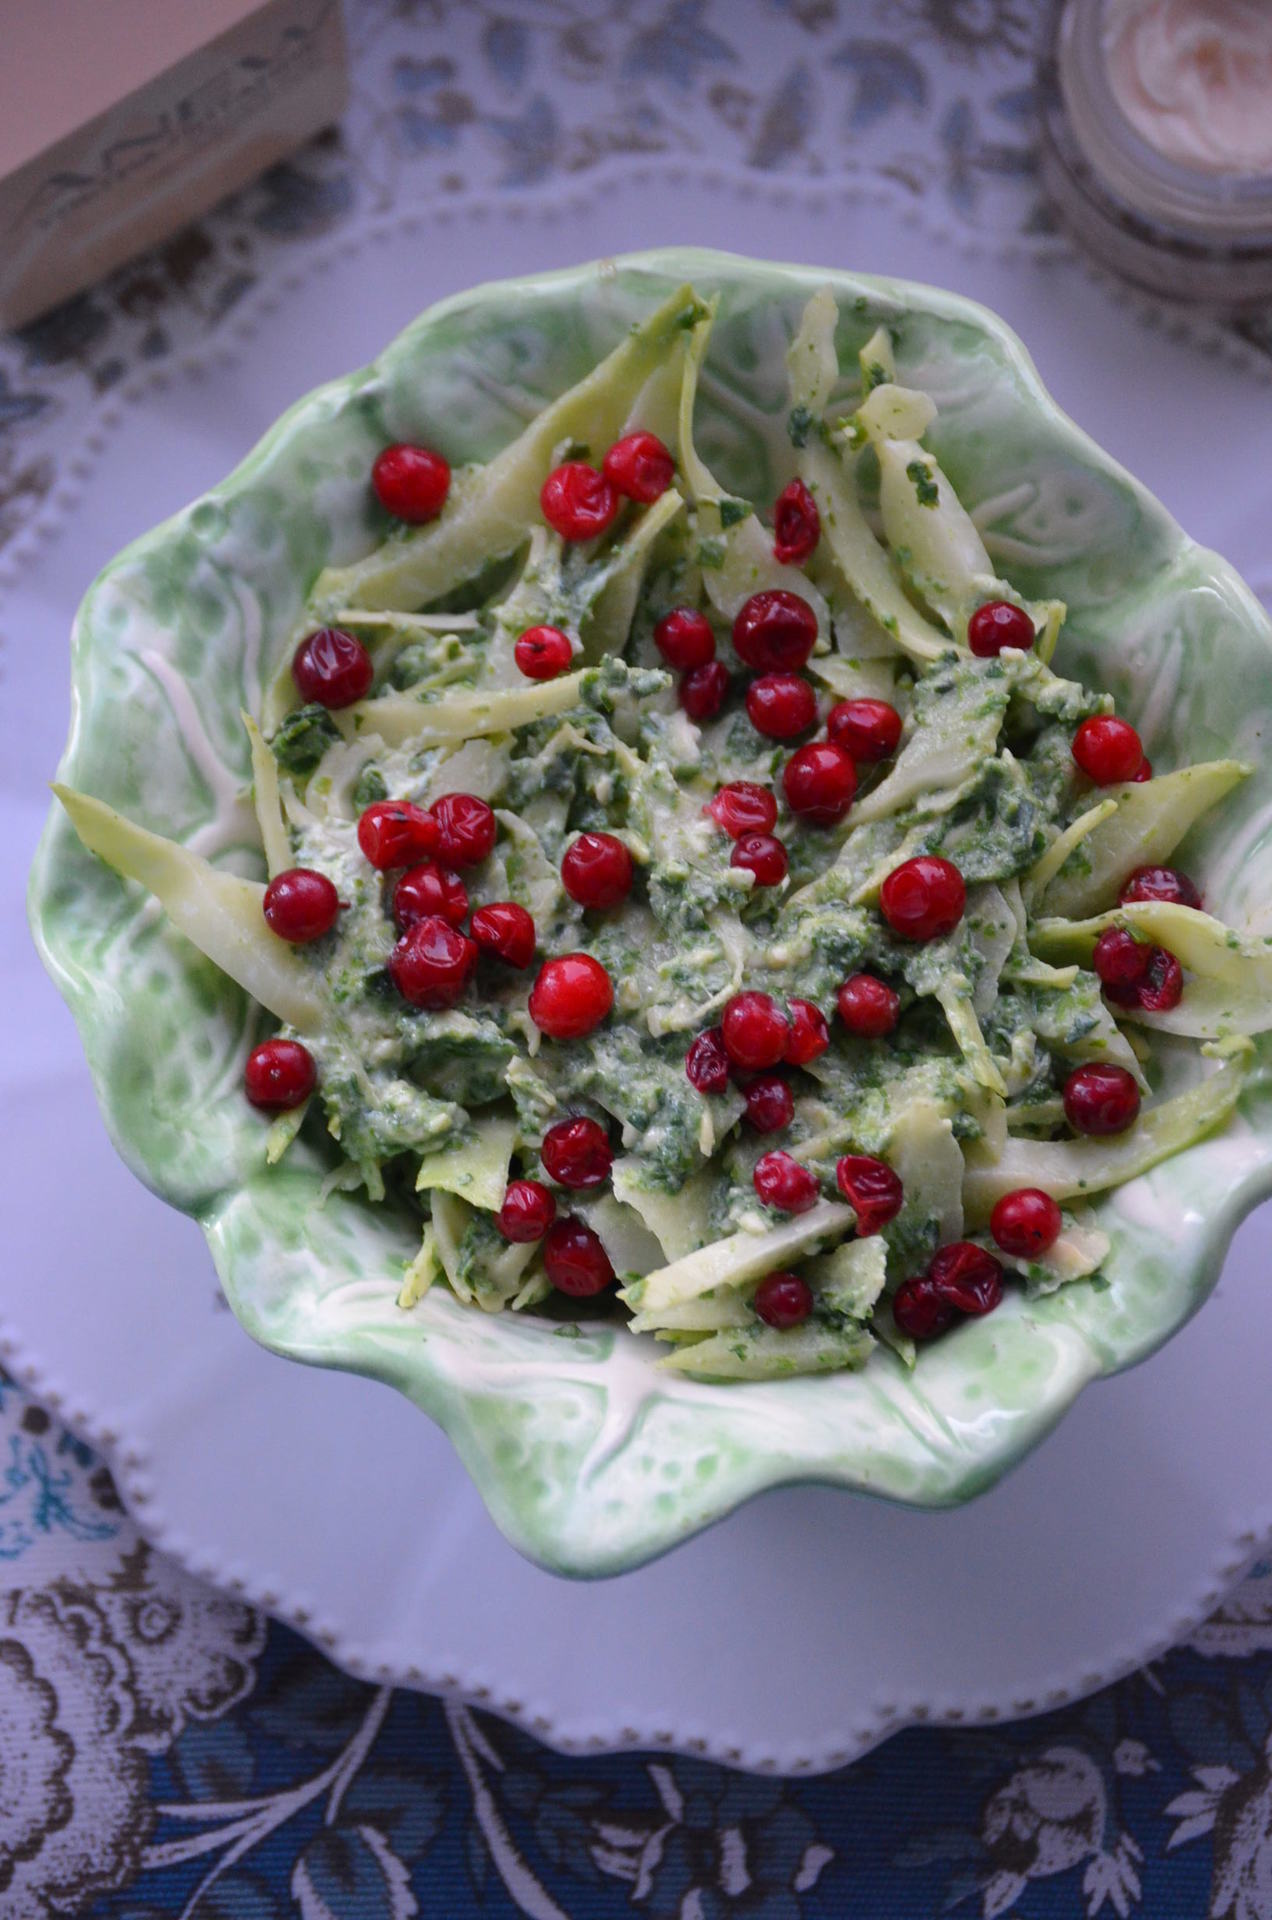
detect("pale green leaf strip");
top-left (620, 1199), bottom-right (854, 1315)
top-left (858, 324), bottom-right (895, 388)
top-left (415, 1117), bottom-right (517, 1212)
top-left (803, 1234), bottom-right (888, 1319)
top-left (54, 785), bottom-right (323, 1031)
top-left (963, 1051), bottom-right (1247, 1219)
top-left (1032, 898), bottom-right (1272, 1038)
top-left (430, 1190), bottom-right (474, 1302)
top-left (1023, 798), bottom-right (1119, 909)
top-left (397, 1225), bottom-right (441, 1309)
top-left (854, 382), bottom-right (937, 448)
top-left (628, 1289), bottom-right (754, 1336)
top-left (660, 1318), bottom-right (875, 1379)
top-left (787, 287), bottom-right (840, 416)
top-left (582, 488), bottom-right (685, 660)
top-left (242, 711), bottom-right (292, 878)
top-left (612, 1158), bottom-right (714, 1262)
top-left (340, 669), bottom-right (587, 748)
top-left (265, 1098), bottom-right (310, 1165)
top-left (889, 1095), bottom-right (966, 1244)
top-left (876, 438), bottom-right (993, 634)
top-left (1038, 760), bottom-right (1250, 919)
top-left (800, 439), bottom-right (947, 664)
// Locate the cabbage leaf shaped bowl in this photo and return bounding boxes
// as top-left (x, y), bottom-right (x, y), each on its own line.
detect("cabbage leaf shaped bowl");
top-left (29, 248), bottom-right (1272, 1577)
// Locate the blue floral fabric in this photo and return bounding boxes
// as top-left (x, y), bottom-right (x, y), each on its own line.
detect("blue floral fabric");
top-left (6, 3), bottom-right (1272, 1914)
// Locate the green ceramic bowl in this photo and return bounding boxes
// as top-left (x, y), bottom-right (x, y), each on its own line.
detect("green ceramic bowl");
top-left (30, 248), bottom-right (1272, 1577)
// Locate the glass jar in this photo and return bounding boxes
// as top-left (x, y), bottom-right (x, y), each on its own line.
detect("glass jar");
top-left (1038, 0), bottom-right (1272, 308)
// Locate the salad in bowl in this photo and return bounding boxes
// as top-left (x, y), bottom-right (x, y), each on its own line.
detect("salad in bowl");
top-left (32, 249), bottom-right (1272, 1574)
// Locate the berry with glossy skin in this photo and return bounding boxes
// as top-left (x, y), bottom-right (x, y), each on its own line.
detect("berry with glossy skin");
top-left (836, 972), bottom-right (899, 1037)
top-left (357, 800), bottom-right (439, 870)
top-left (654, 607), bottom-right (715, 670)
top-left (245, 1037), bottom-right (316, 1110)
top-left (731, 832), bottom-right (789, 887)
top-left (393, 862), bottom-right (468, 929)
top-left (496, 1179), bottom-right (555, 1243)
top-left (515, 624), bottom-right (573, 680)
top-left (388, 915), bottom-right (478, 1010)
top-left (543, 1216), bottom-right (615, 1296)
top-left (603, 431), bottom-right (675, 502)
top-left (706, 781), bottom-right (776, 838)
top-left (743, 1073), bottom-right (795, 1134)
top-left (1138, 945), bottom-right (1184, 1011)
top-left (755, 1271), bottom-right (813, 1329)
top-left (826, 698), bottom-right (903, 763)
top-left (540, 461), bottom-right (618, 541)
top-left (782, 741), bottom-right (857, 824)
top-left (1063, 1063), bottom-right (1141, 1136)
top-left (470, 901), bottom-right (536, 968)
top-left (679, 659), bottom-right (730, 721)
top-left (721, 991), bottom-right (789, 1070)
top-left (541, 1116), bottom-right (612, 1189)
top-left (929, 1242), bottom-right (1004, 1316)
top-left (372, 443), bottom-right (450, 523)
top-left (834, 1155), bottom-right (904, 1235)
top-left (529, 954), bottom-right (613, 1039)
top-left (686, 1026), bottom-right (731, 1093)
top-left (772, 478), bottom-right (821, 566)
top-left (753, 1150), bottom-right (820, 1214)
top-left (263, 868), bottom-right (341, 942)
top-left (880, 855), bottom-right (966, 941)
top-left (1120, 865), bottom-right (1201, 910)
top-left (430, 792), bottom-right (496, 868)
top-left (1132, 758), bottom-right (1153, 783)
top-left (1072, 715), bottom-right (1145, 785)
top-left (991, 1188), bottom-right (1062, 1258)
top-left (784, 998), bottom-right (829, 1066)
top-left (892, 1274), bottom-right (956, 1340)
top-left (292, 627), bottom-right (373, 708)
top-left (746, 672), bottom-right (817, 740)
top-left (561, 832), bottom-right (634, 909)
top-left (967, 600), bottom-right (1035, 658)
top-left (1092, 926), bottom-right (1151, 988)
top-left (732, 590), bottom-right (818, 672)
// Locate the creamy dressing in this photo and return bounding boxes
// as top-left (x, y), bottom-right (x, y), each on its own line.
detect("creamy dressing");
top-left (1104, 0), bottom-right (1272, 173)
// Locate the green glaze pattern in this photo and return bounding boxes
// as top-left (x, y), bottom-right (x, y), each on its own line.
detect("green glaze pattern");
top-left (29, 249), bottom-right (1272, 1576)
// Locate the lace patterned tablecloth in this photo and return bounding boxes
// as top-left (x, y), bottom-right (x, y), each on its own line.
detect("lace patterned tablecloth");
top-left (5, 4), bottom-right (1272, 1915)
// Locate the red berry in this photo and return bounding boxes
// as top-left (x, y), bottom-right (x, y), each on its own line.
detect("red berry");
top-left (744, 1073), bottom-right (795, 1134)
top-left (292, 628), bottom-right (373, 709)
top-left (515, 624), bottom-right (573, 680)
top-left (540, 462), bottom-right (618, 541)
top-left (753, 1150), bottom-right (819, 1214)
top-left (836, 972), bottom-right (899, 1037)
top-left (543, 1216), bottom-right (615, 1296)
top-left (783, 741), bottom-right (856, 825)
top-left (880, 856), bottom-right (965, 942)
top-left (561, 832), bottom-right (633, 910)
top-left (393, 862), bottom-right (468, 930)
top-left (834, 1155), bottom-right (904, 1235)
top-left (245, 1037), bottom-right (315, 1111)
top-left (826, 698), bottom-right (903, 763)
top-left (1138, 945), bottom-right (1183, 1012)
top-left (928, 1241), bottom-right (1003, 1316)
top-left (430, 792), bottom-right (496, 868)
top-left (263, 868), bottom-right (341, 943)
top-left (892, 1275), bottom-right (956, 1341)
top-left (388, 916), bottom-right (478, 1010)
top-left (732, 590), bottom-right (818, 672)
top-left (1102, 979), bottom-right (1143, 1011)
top-left (602, 431), bottom-right (674, 503)
top-left (731, 832), bottom-right (789, 888)
top-left (1092, 926), bottom-right (1151, 988)
top-left (1131, 758), bottom-right (1153, 783)
top-left (1072, 715), bottom-right (1145, 785)
top-left (529, 954), bottom-right (613, 1039)
top-left (470, 901), bottom-right (536, 968)
top-left (990, 1188), bottom-right (1062, 1258)
top-left (967, 600), bottom-right (1035, 658)
top-left (784, 998), bottom-right (829, 1066)
top-left (686, 1026), bottom-right (731, 1094)
top-left (541, 1116), bottom-right (612, 1190)
top-left (496, 1179), bottom-right (556, 1243)
top-left (754, 1270), bottom-right (813, 1330)
top-left (1063, 1063), bottom-right (1140, 1135)
top-left (706, 781), bottom-right (777, 839)
top-left (746, 672), bottom-right (817, 740)
top-left (654, 607), bottom-right (715, 671)
top-left (721, 991), bottom-right (789, 1070)
top-left (371, 443), bottom-right (450, 523)
top-left (679, 659), bottom-right (730, 720)
top-left (1120, 865), bottom-right (1201, 910)
top-left (357, 800), bottom-right (439, 870)
top-left (772, 478), bottom-right (821, 566)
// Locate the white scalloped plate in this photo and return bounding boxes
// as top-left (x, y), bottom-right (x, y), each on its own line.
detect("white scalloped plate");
top-left (6, 164), bottom-right (1272, 1771)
